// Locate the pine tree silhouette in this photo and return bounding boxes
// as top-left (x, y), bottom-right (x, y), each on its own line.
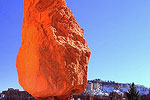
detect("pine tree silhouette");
top-left (127, 83), bottom-right (140, 100)
top-left (109, 91), bottom-right (116, 100)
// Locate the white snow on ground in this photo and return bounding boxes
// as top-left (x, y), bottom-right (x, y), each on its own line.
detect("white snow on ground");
top-left (85, 85), bottom-right (149, 96)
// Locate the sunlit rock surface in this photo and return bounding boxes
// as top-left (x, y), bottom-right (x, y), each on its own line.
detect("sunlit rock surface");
top-left (16, 0), bottom-right (91, 99)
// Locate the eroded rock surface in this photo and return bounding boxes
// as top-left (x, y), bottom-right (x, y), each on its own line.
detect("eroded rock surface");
top-left (16, 0), bottom-right (91, 99)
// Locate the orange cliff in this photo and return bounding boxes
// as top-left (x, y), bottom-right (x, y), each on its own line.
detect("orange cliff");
top-left (16, 0), bottom-right (91, 100)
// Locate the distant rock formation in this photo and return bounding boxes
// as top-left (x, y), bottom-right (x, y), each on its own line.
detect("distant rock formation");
top-left (16, 0), bottom-right (91, 100)
top-left (0, 88), bottom-right (35, 100)
top-left (85, 79), bottom-right (149, 96)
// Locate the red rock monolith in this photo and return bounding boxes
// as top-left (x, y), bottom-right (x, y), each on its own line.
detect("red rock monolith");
top-left (16, 0), bottom-right (91, 99)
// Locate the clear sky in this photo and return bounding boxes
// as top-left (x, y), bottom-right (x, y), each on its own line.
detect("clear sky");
top-left (0, 0), bottom-right (150, 92)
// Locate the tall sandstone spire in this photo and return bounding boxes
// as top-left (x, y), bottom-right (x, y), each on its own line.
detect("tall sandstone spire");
top-left (16, 0), bottom-right (91, 100)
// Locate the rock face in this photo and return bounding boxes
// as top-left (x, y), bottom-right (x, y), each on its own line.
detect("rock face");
top-left (1, 88), bottom-right (35, 100)
top-left (16, 0), bottom-right (91, 99)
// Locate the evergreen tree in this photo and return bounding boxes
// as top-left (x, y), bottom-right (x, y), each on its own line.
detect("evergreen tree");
top-left (127, 83), bottom-right (140, 100)
top-left (109, 91), bottom-right (116, 100)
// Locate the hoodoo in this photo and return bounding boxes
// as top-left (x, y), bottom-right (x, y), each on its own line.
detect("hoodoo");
top-left (16, 0), bottom-right (91, 99)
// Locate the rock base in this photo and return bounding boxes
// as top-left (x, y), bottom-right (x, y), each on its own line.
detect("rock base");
top-left (36, 95), bottom-right (72, 100)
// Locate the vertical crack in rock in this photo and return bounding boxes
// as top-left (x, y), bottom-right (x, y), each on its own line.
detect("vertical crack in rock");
top-left (16, 0), bottom-right (91, 99)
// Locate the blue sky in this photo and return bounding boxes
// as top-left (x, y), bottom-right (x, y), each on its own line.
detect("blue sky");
top-left (0, 0), bottom-right (150, 92)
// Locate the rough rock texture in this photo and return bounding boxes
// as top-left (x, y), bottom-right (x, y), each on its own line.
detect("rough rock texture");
top-left (16, 0), bottom-right (91, 99)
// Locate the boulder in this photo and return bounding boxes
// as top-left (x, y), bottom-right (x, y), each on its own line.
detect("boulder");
top-left (16, 0), bottom-right (91, 99)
